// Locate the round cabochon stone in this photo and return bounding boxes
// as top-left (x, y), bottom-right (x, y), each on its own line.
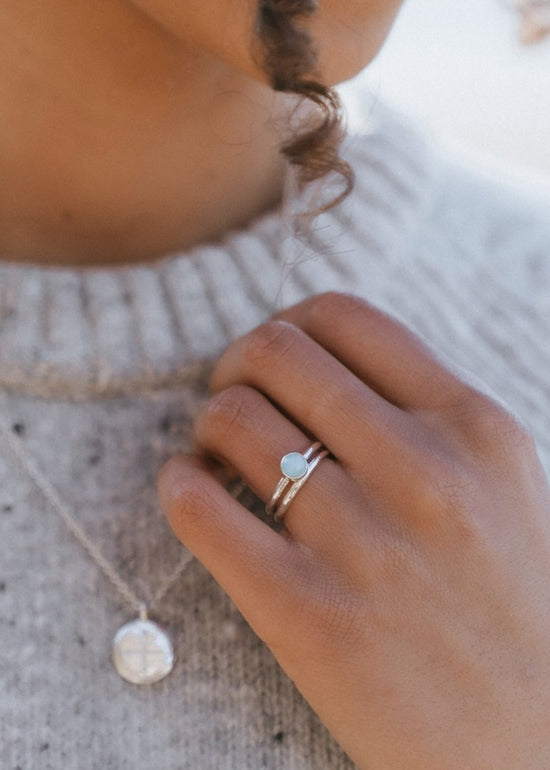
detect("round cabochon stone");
top-left (280, 452), bottom-right (308, 480)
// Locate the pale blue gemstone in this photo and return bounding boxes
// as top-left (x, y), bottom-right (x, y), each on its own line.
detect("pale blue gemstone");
top-left (281, 452), bottom-right (308, 480)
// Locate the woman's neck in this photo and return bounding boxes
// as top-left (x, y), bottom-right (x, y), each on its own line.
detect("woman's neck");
top-left (0, 0), bottom-right (294, 267)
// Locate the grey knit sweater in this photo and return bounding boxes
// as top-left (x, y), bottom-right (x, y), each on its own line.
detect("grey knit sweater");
top-left (1, 96), bottom-right (549, 770)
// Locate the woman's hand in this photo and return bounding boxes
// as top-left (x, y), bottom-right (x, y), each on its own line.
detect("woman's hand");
top-left (156, 291), bottom-right (550, 769)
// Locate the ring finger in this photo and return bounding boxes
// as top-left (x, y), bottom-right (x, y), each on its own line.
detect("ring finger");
top-left (207, 319), bottom-right (415, 489)
top-left (191, 383), bottom-right (369, 551)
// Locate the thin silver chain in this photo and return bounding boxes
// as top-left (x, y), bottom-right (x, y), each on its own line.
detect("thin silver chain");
top-left (0, 410), bottom-right (247, 617)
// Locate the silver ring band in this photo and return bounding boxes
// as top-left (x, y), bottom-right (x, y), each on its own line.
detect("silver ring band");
top-left (266, 441), bottom-right (330, 522)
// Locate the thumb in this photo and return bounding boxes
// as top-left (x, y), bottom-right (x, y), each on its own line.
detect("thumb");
top-left (156, 452), bottom-right (303, 641)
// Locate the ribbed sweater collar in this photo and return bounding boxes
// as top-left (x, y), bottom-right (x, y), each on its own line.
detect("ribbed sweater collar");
top-left (0, 97), bottom-right (437, 400)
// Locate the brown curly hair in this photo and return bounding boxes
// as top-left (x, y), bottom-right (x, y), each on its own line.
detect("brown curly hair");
top-left (252, 0), bottom-right (355, 230)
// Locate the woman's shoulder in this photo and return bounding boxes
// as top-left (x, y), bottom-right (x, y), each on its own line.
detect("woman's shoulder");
top-left (347, 93), bottom-right (549, 218)
top-left (423, 148), bottom-right (550, 293)
top-left (344, 94), bottom-right (549, 276)
top-left (430, 148), bottom-right (550, 246)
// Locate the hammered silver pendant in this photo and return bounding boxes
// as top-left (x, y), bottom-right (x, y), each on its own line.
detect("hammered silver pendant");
top-left (112, 611), bottom-right (174, 685)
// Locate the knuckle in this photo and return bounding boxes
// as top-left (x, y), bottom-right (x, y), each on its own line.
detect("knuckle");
top-left (408, 448), bottom-right (477, 528)
top-left (197, 384), bottom-right (256, 440)
top-left (453, 389), bottom-right (535, 454)
top-left (242, 320), bottom-right (299, 370)
top-left (301, 372), bottom-right (366, 432)
top-left (428, 467), bottom-right (474, 519)
top-left (171, 482), bottom-right (218, 532)
top-left (307, 290), bottom-right (369, 325)
top-left (482, 404), bottom-right (534, 449)
top-left (157, 459), bottom-right (218, 531)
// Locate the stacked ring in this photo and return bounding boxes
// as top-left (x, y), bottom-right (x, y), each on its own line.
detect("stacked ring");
top-left (266, 440), bottom-right (330, 522)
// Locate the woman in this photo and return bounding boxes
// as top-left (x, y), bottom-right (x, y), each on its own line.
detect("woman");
top-left (1, 1), bottom-right (550, 768)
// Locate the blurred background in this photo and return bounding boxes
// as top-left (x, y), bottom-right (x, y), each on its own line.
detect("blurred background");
top-left (340, 0), bottom-right (550, 198)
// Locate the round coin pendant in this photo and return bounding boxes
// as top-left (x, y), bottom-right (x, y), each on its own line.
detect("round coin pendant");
top-left (112, 617), bottom-right (174, 685)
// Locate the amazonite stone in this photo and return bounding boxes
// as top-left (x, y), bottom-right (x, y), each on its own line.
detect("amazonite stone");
top-left (280, 452), bottom-right (308, 480)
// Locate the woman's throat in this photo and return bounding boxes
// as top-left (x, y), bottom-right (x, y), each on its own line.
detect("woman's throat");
top-left (0, 2), bottom-right (291, 267)
top-left (0, 143), bottom-right (287, 268)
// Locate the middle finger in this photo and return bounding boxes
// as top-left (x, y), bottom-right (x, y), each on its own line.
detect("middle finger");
top-left (208, 319), bottom-right (413, 478)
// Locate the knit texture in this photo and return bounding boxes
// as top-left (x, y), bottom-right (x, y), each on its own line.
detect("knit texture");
top-left (1, 94), bottom-right (549, 770)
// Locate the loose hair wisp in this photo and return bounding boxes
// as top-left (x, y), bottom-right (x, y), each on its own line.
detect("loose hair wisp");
top-left (253, 0), bottom-right (356, 229)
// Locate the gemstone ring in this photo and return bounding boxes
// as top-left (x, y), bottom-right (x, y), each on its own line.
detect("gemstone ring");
top-left (266, 440), bottom-right (330, 522)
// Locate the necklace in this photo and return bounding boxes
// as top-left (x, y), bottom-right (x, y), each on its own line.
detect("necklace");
top-left (0, 409), bottom-right (245, 685)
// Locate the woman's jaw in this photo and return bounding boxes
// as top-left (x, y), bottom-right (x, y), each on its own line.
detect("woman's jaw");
top-left (0, 0), bottom-right (404, 267)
